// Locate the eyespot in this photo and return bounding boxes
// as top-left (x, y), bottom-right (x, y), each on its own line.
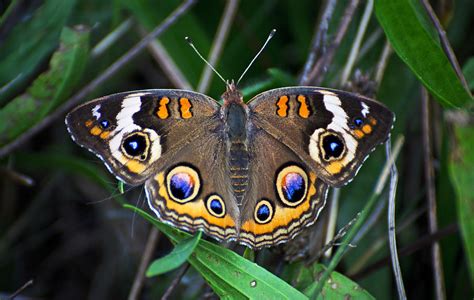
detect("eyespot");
top-left (122, 132), bottom-right (149, 159)
top-left (254, 200), bottom-right (273, 224)
top-left (352, 117), bottom-right (364, 128)
top-left (276, 165), bottom-right (308, 207)
top-left (99, 119), bottom-right (110, 129)
top-left (321, 133), bottom-right (345, 160)
top-left (166, 165), bottom-right (200, 203)
top-left (206, 194), bottom-right (225, 218)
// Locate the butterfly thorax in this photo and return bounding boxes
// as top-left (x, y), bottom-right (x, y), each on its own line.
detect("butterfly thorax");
top-left (222, 84), bottom-right (250, 206)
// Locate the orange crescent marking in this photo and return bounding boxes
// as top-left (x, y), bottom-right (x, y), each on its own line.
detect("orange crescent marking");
top-left (241, 172), bottom-right (318, 234)
top-left (100, 131), bottom-right (111, 139)
top-left (126, 160), bottom-right (146, 174)
top-left (85, 120), bottom-right (93, 127)
top-left (90, 126), bottom-right (102, 136)
top-left (297, 95), bottom-right (311, 118)
top-left (369, 117), bottom-right (377, 125)
top-left (362, 124), bottom-right (372, 134)
top-left (326, 161), bottom-right (343, 174)
top-left (155, 173), bottom-right (236, 228)
top-left (354, 129), bottom-right (365, 139)
top-left (276, 96), bottom-right (289, 117)
top-left (157, 97), bottom-right (170, 119)
top-left (179, 98), bottom-right (193, 119)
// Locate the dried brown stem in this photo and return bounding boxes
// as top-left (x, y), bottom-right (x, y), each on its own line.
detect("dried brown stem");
top-left (0, 0), bottom-right (197, 159)
top-left (351, 223), bottom-right (458, 281)
top-left (420, 0), bottom-right (470, 93)
top-left (9, 279), bottom-right (34, 300)
top-left (299, 0), bottom-right (338, 85)
top-left (386, 139), bottom-right (406, 300)
top-left (308, 0), bottom-right (360, 85)
top-left (161, 263), bottom-right (191, 300)
top-left (421, 87), bottom-right (446, 300)
top-left (142, 27), bottom-right (193, 90)
top-left (127, 228), bottom-right (161, 300)
top-left (197, 0), bottom-right (239, 93)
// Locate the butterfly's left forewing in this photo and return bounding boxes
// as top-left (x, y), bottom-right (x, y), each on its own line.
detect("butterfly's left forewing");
top-left (66, 89), bottom-right (221, 184)
top-left (248, 87), bottom-right (394, 187)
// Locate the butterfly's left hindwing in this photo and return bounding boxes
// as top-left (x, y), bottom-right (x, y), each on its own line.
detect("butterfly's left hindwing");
top-left (248, 87), bottom-right (394, 187)
top-left (65, 89), bottom-right (220, 184)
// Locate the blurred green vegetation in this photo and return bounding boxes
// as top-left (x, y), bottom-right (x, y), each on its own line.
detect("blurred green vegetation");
top-left (0, 0), bottom-right (473, 299)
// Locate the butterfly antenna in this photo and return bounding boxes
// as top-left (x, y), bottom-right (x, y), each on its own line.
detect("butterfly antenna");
top-left (185, 36), bottom-right (227, 85)
top-left (237, 29), bottom-right (276, 85)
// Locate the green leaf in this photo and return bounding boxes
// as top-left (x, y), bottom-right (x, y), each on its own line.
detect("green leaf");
top-left (125, 204), bottom-right (307, 300)
top-left (449, 125), bottom-right (474, 285)
top-left (302, 264), bottom-right (374, 300)
top-left (0, 26), bottom-right (90, 146)
top-left (0, 0), bottom-right (76, 103)
top-left (147, 231), bottom-right (202, 277)
top-left (463, 57), bottom-right (474, 91)
top-left (374, 0), bottom-right (473, 108)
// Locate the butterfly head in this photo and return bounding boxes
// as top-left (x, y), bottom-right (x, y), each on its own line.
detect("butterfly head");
top-left (222, 80), bottom-right (243, 105)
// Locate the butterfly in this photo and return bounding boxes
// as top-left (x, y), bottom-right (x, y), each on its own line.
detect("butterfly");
top-left (65, 81), bottom-right (394, 249)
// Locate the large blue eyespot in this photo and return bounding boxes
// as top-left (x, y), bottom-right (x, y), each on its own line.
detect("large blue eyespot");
top-left (322, 134), bottom-right (344, 160)
top-left (166, 166), bottom-right (200, 203)
top-left (282, 173), bottom-right (306, 204)
top-left (170, 173), bottom-right (194, 200)
top-left (254, 200), bottom-right (273, 224)
top-left (123, 133), bottom-right (148, 158)
top-left (276, 165), bottom-right (308, 207)
top-left (206, 195), bottom-right (225, 217)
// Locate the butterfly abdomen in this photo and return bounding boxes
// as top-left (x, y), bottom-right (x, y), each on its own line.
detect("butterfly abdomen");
top-left (225, 103), bottom-right (250, 204)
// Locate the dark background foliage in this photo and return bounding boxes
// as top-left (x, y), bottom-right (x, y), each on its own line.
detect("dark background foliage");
top-left (0, 0), bottom-right (473, 299)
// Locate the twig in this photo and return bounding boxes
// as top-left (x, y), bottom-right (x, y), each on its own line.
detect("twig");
top-left (356, 28), bottom-right (383, 64)
top-left (310, 212), bottom-right (359, 264)
top-left (127, 228), bottom-right (161, 300)
top-left (374, 41), bottom-right (392, 87)
top-left (141, 27), bottom-right (193, 90)
top-left (9, 279), bottom-right (34, 300)
top-left (386, 138), bottom-right (406, 300)
top-left (308, 0), bottom-right (360, 85)
top-left (421, 88), bottom-right (446, 300)
top-left (91, 18), bottom-right (134, 58)
top-left (0, 0), bottom-right (197, 159)
top-left (299, 0), bottom-right (338, 85)
top-left (420, 0), bottom-right (470, 92)
top-left (347, 205), bottom-right (428, 276)
top-left (351, 223), bottom-right (458, 281)
top-left (161, 263), bottom-right (191, 300)
top-left (322, 187), bottom-right (340, 258)
top-left (340, 0), bottom-right (373, 86)
top-left (197, 0), bottom-right (239, 93)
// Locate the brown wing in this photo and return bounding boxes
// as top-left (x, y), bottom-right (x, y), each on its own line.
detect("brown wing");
top-left (237, 127), bottom-right (329, 249)
top-left (66, 89), bottom-right (221, 185)
top-left (144, 133), bottom-right (239, 242)
top-left (248, 87), bottom-right (394, 187)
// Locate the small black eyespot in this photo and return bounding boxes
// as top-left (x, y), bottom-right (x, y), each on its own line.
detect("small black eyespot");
top-left (322, 134), bottom-right (344, 160)
top-left (210, 199), bottom-right (223, 215)
top-left (353, 117), bottom-right (364, 127)
top-left (100, 119), bottom-right (110, 129)
top-left (255, 201), bottom-right (273, 224)
top-left (123, 134), bottom-right (147, 157)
